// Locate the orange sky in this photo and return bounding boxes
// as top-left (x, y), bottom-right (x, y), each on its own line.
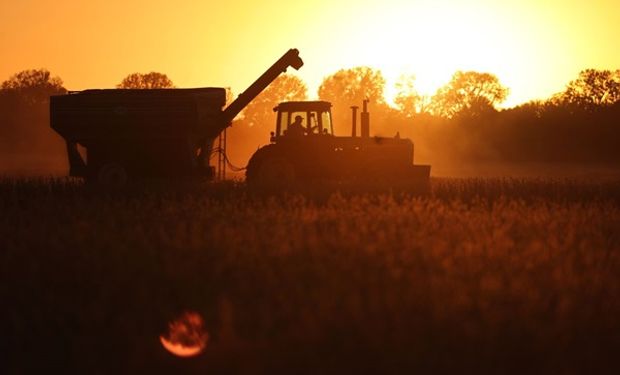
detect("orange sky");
top-left (1, 0), bottom-right (619, 107)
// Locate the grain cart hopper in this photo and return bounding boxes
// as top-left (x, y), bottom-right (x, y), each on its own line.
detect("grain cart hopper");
top-left (50, 49), bottom-right (303, 185)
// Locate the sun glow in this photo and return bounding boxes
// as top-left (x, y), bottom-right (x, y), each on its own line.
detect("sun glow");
top-left (310, 1), bottom-right (571, 107)
top-left (1, 0), bottom-right (618, 108)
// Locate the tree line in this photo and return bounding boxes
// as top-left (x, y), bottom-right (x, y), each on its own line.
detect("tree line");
top-left (1, 67), bottom-right (619, 173)
top-left (229, 67), bottom-right (620, 168)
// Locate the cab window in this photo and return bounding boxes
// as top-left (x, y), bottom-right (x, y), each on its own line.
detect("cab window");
top-left (277, 111), bottom-right (290, 137)
top-left (308, 112), bottom-right (320, 134)
top-left (321, 111), bottom-right (333, 135)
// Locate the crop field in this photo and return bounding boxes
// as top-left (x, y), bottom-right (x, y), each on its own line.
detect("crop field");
top-left (2, 177), bottom-right (620, 374)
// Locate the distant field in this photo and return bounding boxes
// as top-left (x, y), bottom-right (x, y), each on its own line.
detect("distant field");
top-left (2, 177), bottom-right (620, 374)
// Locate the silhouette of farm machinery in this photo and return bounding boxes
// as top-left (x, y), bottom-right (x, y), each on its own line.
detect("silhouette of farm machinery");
top-left (246, 99), bottom-right (430, 191)
top-left (50, 49), bottom-right (430, 190)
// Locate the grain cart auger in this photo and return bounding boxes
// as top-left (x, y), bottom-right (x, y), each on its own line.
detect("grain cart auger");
top-left (50, 49), bottom-right (303, 186)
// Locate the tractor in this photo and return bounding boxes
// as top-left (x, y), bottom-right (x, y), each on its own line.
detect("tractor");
top-left (246, 99), bottom-right (430, 191)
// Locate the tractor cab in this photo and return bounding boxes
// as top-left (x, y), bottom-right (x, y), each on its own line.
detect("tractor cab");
top-left (271, 101), bottom-right (333, 142)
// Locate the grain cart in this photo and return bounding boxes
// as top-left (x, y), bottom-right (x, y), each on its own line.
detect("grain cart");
top-left (50, 49), bottom-right (303, 185)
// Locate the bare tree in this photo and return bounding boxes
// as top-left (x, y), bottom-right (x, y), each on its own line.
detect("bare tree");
top-left (117, 72), bottom-right (175, 89)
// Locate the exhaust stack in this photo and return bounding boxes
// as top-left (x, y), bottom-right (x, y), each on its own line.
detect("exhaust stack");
top-left (350, 106), bottom-right (359, 137)
top-left (361, 99), bottom-right (370, 138)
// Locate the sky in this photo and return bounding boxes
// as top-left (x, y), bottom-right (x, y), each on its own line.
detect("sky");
top-left (1, 0), bottom-right (619, 107)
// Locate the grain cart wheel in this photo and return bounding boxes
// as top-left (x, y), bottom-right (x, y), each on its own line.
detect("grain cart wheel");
top-left (251, 157), bottom-right (296, 190)
top-left (97, 163), bottom-right (129, 188)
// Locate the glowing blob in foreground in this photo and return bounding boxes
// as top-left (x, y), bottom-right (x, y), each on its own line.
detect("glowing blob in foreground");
top-left (159, 311), bottom-right (209, 357)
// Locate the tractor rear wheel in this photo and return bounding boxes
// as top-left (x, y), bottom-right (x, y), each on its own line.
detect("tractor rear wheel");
top-left (247, 156), bottom-right (296, 190)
